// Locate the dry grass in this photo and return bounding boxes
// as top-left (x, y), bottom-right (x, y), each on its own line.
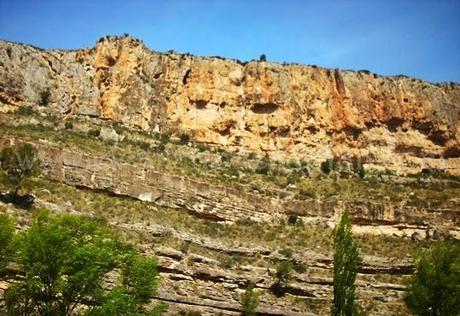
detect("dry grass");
top-left (1, 174), bottom-right (421, 262)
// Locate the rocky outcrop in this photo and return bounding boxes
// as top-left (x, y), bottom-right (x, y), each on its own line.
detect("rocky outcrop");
top-left (1, 135), bottom-right (458, 239)
top-left (1, 35), bottom-right (459, 174)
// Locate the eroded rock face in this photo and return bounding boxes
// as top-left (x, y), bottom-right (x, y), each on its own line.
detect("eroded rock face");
top-left (1, 35), bottom-right (459, 174)
top-left (1, 135), bottom-right (457, 239)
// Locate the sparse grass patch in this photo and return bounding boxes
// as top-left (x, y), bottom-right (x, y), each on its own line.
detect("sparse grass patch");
top-left (16, 106), bottom-right (35, 116)
top-left (357, 234), bottom-right (422, 258)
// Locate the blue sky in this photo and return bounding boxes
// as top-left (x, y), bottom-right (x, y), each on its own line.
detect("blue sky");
top-left (1, 0), bottom-right (459, 83)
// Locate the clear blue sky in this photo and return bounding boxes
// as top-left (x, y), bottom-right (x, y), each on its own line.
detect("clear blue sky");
top-left (1, 0), bottom-right (459, 83)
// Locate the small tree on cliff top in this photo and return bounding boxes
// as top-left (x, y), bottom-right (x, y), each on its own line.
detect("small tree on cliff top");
top-left (332, 210), bottom-right (361, 316)
top-left (0, 143), bottom-right (40, 196)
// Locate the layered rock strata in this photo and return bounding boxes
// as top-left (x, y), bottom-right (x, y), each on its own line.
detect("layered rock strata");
top-left (1, 136), bottom-right (457, 239)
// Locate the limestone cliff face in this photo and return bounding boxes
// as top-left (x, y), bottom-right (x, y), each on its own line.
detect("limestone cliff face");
top-left (1, 35), bottom-right (459, 174)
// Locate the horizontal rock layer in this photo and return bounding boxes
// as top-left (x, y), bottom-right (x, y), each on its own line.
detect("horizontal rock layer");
top-left (1, 35), bottom-right (459, 174)
top-left (1, 136), bottom-right (457, 239)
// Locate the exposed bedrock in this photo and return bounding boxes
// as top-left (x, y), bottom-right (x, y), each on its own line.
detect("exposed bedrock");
top-left (1, 136), bottom-right (457, 239)
top-left (0, 35), bottom-right (459, 175)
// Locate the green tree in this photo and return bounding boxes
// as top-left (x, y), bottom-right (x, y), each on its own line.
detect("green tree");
top-left (270, 260), bottom-right (293, 296)
top-left (0, 143), bottom-right (40, 196)
top-left (0, 214), bottom-right (15, 274)
top-left (122, 255), bottom-right (160, 305)
top-left (332, 210), bottom-right (361, 316)
top-left (259, 54), bottom-right (267, 62)
top-left (241, 284), bottom-right (259, 316)
top-left (404, 240), bottom-right (460, 316)
top-left (3, 210), bottom-right (166, 316)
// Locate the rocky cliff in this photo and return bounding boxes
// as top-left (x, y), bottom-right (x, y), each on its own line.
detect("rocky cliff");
top-left (1, 35), bottom-right (459, 174)
top-left (1, 35), bottom-right (460, 315)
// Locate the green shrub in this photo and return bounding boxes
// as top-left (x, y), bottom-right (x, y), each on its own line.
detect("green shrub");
top-left (16, 106), bottom-right (35, 116)
top-left (279, 248), bottom-right (294, 258)
top-left (295, 189), bottom-right (315, 200)
top-left (287, 172), bottom-right (301, 185)
top-left (357, 165), bottom-right (365, 179)
top-left (321, 159), bottom-right (335, 174)
top-left (33, 123), bottom-right (46, 132)
top-left (221, 255), bottom-right (242, 269)
top-left (155, 143), bottom-right (165, 153)
top-left (159, 133), bottom-right (170, 144)
top-left (180, 240), bottom-right (191, 254)
top-left (241, 284), bottom-right (259, 316)
top-left (112, 123), bottom-right (124, 135)
top-left (404, 241), bottom-right (460, 316)
top-left (122, 255), bottom-right (160, 305)
top-left (358, 69), bottom-right (371, 75)
top-left (352, 158), bottom-right (365, 179)
top-left (0, 214), bottom-right (15, 274)
top-left (235, 217), bottom-right (255, 226)
top-left (196, 143), bottom-right (208, 152)
top-left (179, 133), bottom-right (190, 145)
top-left (138, 141), bottom-right (150, 150)
top-left (287, 160), bottom-right (300, 168)
top-left (292, 260), bottom-right (307, 273)
top-left (287, 214), bottom-right (298, 225)
top-left (255, 162), bottom-right (270, 175)
top-left (259, 54), bottom-right (267, 62)
top-left (219, 151), bottom-right (233, 163)
top-left (64, 121), bottom-right (73, 130)
top-left (39, 89), bottom-right (51, 106)
top-left (87, 128), bottom-right (101, 137)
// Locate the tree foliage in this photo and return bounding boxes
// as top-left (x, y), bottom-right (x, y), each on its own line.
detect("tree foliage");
top-left (275, 261), bottom-right (293, 286)
top-left (0, 143), bottom-right (40, 196)
top-left (2, 210), bottom-right (166, 316)
top-left (404, 240), bottom-right (460, 316)
top-left (332, 210), bottom-right (361, 316)
top-left (0, 213), bottom-right (15, 274)
top-left (269, 260), bottom-right (293, 297)
top-left (122, 255), bottom-right (160, 305)
top-left (240, 284), bottom-right (259, 316)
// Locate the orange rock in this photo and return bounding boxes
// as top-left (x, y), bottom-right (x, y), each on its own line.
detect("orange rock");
top-left (0, 35), bottom-right (459, 174)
